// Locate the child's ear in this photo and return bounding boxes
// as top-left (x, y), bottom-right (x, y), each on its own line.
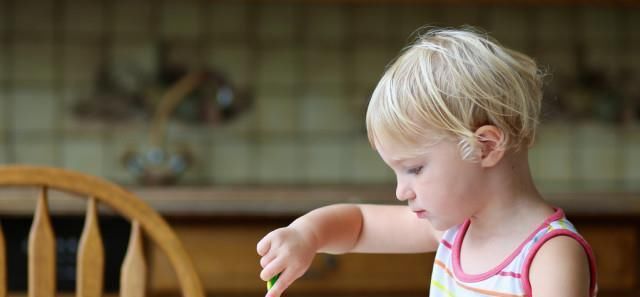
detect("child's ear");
top-left (474, 125), bottom-right (505, 167)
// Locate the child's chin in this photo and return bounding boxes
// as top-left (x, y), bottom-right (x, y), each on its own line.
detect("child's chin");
top-left (429, 219), bottom-right (457, 231)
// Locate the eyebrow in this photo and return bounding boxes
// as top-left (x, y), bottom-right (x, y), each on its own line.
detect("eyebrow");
top-left (391, 149), bottom-right (430, 162)
top-left (390, 155), bottom-right (423, 165)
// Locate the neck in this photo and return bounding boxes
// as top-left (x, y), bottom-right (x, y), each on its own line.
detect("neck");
top-left (468, 149), bottom-right (554, 238)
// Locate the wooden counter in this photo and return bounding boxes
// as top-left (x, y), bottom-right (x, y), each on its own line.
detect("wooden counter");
top-left (0, 186), bottom-right (639, 217)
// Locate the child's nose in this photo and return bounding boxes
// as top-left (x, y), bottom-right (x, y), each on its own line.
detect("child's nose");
top-left (395, 182), bottom-right (415, 201)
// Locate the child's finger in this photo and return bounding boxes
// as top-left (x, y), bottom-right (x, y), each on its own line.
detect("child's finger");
top-left (256, 236), bottom-right (272, 256)
top-left (260, 252), bottom-right (276, 268)
top-left (260, 258), bottom-right (284, 282)
top-left (266, 269), bottom-right (295, 297)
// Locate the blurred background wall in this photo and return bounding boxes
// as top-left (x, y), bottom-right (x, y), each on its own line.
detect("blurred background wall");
top-left (0, 0), bottom-right (639, 191)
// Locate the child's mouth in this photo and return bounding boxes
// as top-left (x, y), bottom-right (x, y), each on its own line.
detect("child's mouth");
top-left (413, 210), bottom-right (429, 218)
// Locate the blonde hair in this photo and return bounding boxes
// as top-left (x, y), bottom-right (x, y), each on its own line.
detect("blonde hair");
top-left (366, 27), bottom-right (545, 161)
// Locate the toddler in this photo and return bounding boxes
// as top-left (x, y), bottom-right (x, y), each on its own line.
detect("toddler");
top-left (257, 27), bottom-right (597, 297)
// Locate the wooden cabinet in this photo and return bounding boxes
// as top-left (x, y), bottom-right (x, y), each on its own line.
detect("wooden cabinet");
top-left (578, 221), bottom-right (639, 297)
top-left (148, 216), bottom-right (640, 297)
top-left (149, 218), bottom-right (433, 296)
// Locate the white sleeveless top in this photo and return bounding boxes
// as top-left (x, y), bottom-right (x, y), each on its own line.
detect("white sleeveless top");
top-left (429, 208), bottom-right (597, 297)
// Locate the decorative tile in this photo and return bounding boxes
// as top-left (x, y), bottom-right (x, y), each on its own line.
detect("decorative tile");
top-left (419, 5), bottom-right (481, 28)
top-left (628, 10), bottom-right (640, 44)
top-left (103, 129), bottom-right (147, 184)
top-left (206, 42), bottom-right (252, 86)
top-left (622, 128), bottom-right (640, 184)
top-left (585, 47), bottom-right (619, 78)
top-left (62, 135), bottom-right (105, 177)
top-left (349, 86), bottom-right (374, 131)
top-left (529, 123), bottom-right (577, 184)
top-left (352, 46), bottom-right (394, 86)
top-left (0, 143), bottom-right (7, 164)
top-left (213, 109), bottom-right (257, 135)
top-left (580, 8), bottom-right (619, 44)
top-left (163, 42), bottom-right (202, 68)
top-left (63, 0), bottom-right (103, 36)
top-left (303, 48), bottom-right (345, 85)
top-left (112, 0), bottom-right (153, 37)
top-left (394, 5), bottom-right (433, 41)
top-left (487, 7), bottom-right (528, 50)
top-left (350, 138), bottom-right (394, 184)
top-left (576, 145), bottom-right (621, 182)
top-left (63, 43), bottom-right (102, 83)
top-left (574, 123), bottom-right (621, 182)
top-left (353, 4), bottom-right (392, 40)
top-left (2, 0), bottom-right (638, 189)
top-left (0, 92), bottom-right (6, 132)
top-left (300, 87), bottom-right (357, 134)
top-left (0, 1), bottom-right (6, 35)
top-left (305, 138), bottom-right (349, 184)
top-left (108, 40), bottom-right (158, 83)
top-left (443, 6), bottom-right (482, 27)
top-left (13, 41), bottom-right (55, 82)
top-left (535, 8), bottom-right (574, 45)
top-left (623, 144), bottom-right (640, 184)
top-left (535, 123), bottom-right (573, 147)
top-left (624, 126), bottom-right (640, 146)
top-left (0, 45), bottom-right (6, 82)
top-left (575, 123), bottom-right (618, 147)
top-left (166, 127), bottom-right (211, 184)
top-left (14, 0), bottom-right (54, 37)
top-left (14, 136), bottom-right (59, 166)
top-left (257, 3), bottom-right (297, 43)
top-left (255, 88), bottom-right (297, 134)
top-left (257, 138), bottom-right (303, 184)
top-left (209, 1), bottom-right (249, 38)
top-left (536, 48), bottom-right (577, 77)
top-left (13, 87), bottom-right (57, 133)
top-left (161, 0), bottom-right (201, 40)
top-left (418, 5), bottom-right (450, 27)
top-left (621, 44), bottom-right (640, 76)
top-left (529, 146), bottom-right (574, 183)
top-left (61, 82), bottom-right (105, 132)
top-left (305, 4), bottom-right (347, 45)
top-left (256, 47), bottom-right (300, 86)
top-left (210, 136), bottom-right (255, 184)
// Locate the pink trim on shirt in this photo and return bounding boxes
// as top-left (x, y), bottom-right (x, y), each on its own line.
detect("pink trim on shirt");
top-left (521, 229), bottom-right (598, 297)
top-left (441, 239), bottom-right (453, 249)
top-left (498, 271), bottom-right (522, 278)
top-left (452, 208), bottom-right (565, 283)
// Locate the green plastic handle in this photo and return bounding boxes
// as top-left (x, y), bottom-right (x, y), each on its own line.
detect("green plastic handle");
top-left (267, 273), bottom-right (280, 290)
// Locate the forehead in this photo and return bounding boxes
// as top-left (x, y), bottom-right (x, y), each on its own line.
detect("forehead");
top-left (375, 137), bottom-right (439, 162)
top-left (373, 127), bottom-right (448, 152)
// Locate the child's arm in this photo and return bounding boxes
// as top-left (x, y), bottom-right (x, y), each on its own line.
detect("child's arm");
top-left (528, 236), bottom-right (593, 297)
top-left (256, 203), bottom-right (441, 297)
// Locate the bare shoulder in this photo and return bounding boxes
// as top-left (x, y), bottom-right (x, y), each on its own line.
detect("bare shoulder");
top-left (529, 235), bottom-right (592, 297)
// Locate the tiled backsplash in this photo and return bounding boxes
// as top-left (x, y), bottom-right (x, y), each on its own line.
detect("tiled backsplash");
top-left (0, 0), bottom-right (639, 190)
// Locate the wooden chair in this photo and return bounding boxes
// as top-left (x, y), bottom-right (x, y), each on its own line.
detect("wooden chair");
top-left (0, 165), bottom-right (205, 297)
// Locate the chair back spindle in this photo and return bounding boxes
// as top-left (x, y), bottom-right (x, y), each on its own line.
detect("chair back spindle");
top-left (28, 188), bottom-right (56, 297)
top-left (120, 221), bottom-right (146, 297)
top-left (77, 198), bottom-right (105, 297)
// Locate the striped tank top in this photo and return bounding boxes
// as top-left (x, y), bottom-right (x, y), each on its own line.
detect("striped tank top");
top-left (429, 208), bottom-right (597, 297)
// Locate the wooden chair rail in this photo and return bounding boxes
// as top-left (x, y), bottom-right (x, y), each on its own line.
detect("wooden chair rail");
top-left (0, 165), bottom-right (204, 297)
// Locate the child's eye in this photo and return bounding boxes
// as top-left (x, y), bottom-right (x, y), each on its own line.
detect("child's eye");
top-left (407, 166), bottom-right (423, 175)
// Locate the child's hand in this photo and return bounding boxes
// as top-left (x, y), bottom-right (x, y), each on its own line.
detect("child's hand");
top-left (257, 226), bottom-right (317, 297)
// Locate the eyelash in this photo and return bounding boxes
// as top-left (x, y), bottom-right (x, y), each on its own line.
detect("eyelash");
top-left (407, 166), bottom-right (423, 175)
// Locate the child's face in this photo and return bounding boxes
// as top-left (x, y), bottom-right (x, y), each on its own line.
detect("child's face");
top-left (376, 137), bottom-right (487, 231)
